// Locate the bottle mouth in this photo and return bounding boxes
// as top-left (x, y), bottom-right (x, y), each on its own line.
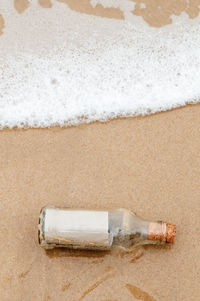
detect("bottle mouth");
top-left (147, 222), bottom-right (176, 244)
top-left (166, 223), bottom-right (176, 243)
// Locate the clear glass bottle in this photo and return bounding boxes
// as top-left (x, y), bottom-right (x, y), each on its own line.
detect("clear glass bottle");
top-left (38, 206), bottom-right (176, 251)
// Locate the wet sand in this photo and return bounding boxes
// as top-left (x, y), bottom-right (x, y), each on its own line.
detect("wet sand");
top-left (0, 104), bottom-right (200, 300)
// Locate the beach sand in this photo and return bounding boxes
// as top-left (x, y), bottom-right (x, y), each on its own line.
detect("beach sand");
top-left (0, 1), bottom-right (200, 300)
top-left (0, 104), bottom-right (200, 300)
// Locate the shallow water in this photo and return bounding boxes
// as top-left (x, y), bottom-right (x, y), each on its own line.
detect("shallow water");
top-left (0, 1), bottom-right (200, 128)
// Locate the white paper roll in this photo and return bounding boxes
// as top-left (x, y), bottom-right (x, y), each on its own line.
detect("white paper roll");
top-left (39, 207), bottom-right (112, 250)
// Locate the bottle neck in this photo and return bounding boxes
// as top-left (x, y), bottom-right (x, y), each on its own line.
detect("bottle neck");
top-left (147, 222), bottom-right (168, 243)
top-left (108, 209), bottom-right (150, 248)
top-left (108, 209), bottom-right (176, 249)
top-left (148, 222), bottom-right (176, 244)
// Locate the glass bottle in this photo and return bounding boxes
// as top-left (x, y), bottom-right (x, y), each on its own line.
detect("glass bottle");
top-left (38, 206), bottom-right (176, 251)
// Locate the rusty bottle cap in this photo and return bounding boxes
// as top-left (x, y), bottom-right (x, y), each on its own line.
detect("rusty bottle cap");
top-left (148, 222), bottom-right (176, 244)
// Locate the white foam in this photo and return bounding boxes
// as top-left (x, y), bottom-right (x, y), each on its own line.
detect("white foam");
top-left (90, 0), bottom-right (135, 12)
top-left (139, 3), bottom-right (146, 9)
top-left (0, 1), bottom-right (200, 128)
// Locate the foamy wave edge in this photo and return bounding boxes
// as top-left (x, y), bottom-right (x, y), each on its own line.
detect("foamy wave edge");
top-left (0, 1), bottom-right (200, 129)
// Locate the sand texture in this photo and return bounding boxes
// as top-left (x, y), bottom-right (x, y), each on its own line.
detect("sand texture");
top-left (0, 104), bottom-right (200, 300)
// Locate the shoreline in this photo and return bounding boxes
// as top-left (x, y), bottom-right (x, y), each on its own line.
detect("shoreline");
top-left (1, 102), bottom-right (200, 131)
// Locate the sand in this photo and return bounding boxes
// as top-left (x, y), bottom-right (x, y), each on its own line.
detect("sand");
top-left (0, 104), bottom-right (200, 300)
top-left (0, 1), bottom-right (200, 300)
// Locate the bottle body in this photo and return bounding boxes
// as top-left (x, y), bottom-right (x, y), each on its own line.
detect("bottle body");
top-left (39, 207), bottom-right (112, 250)
top-left (38, 206), bottom-right (176, 251)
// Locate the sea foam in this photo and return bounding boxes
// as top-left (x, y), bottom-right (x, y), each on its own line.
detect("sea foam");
top-left (0, 0), bottom-right (200, 128)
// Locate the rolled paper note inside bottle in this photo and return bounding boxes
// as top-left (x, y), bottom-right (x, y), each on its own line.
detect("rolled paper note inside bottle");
top-left (38, 206), bottom-right (176, 251)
